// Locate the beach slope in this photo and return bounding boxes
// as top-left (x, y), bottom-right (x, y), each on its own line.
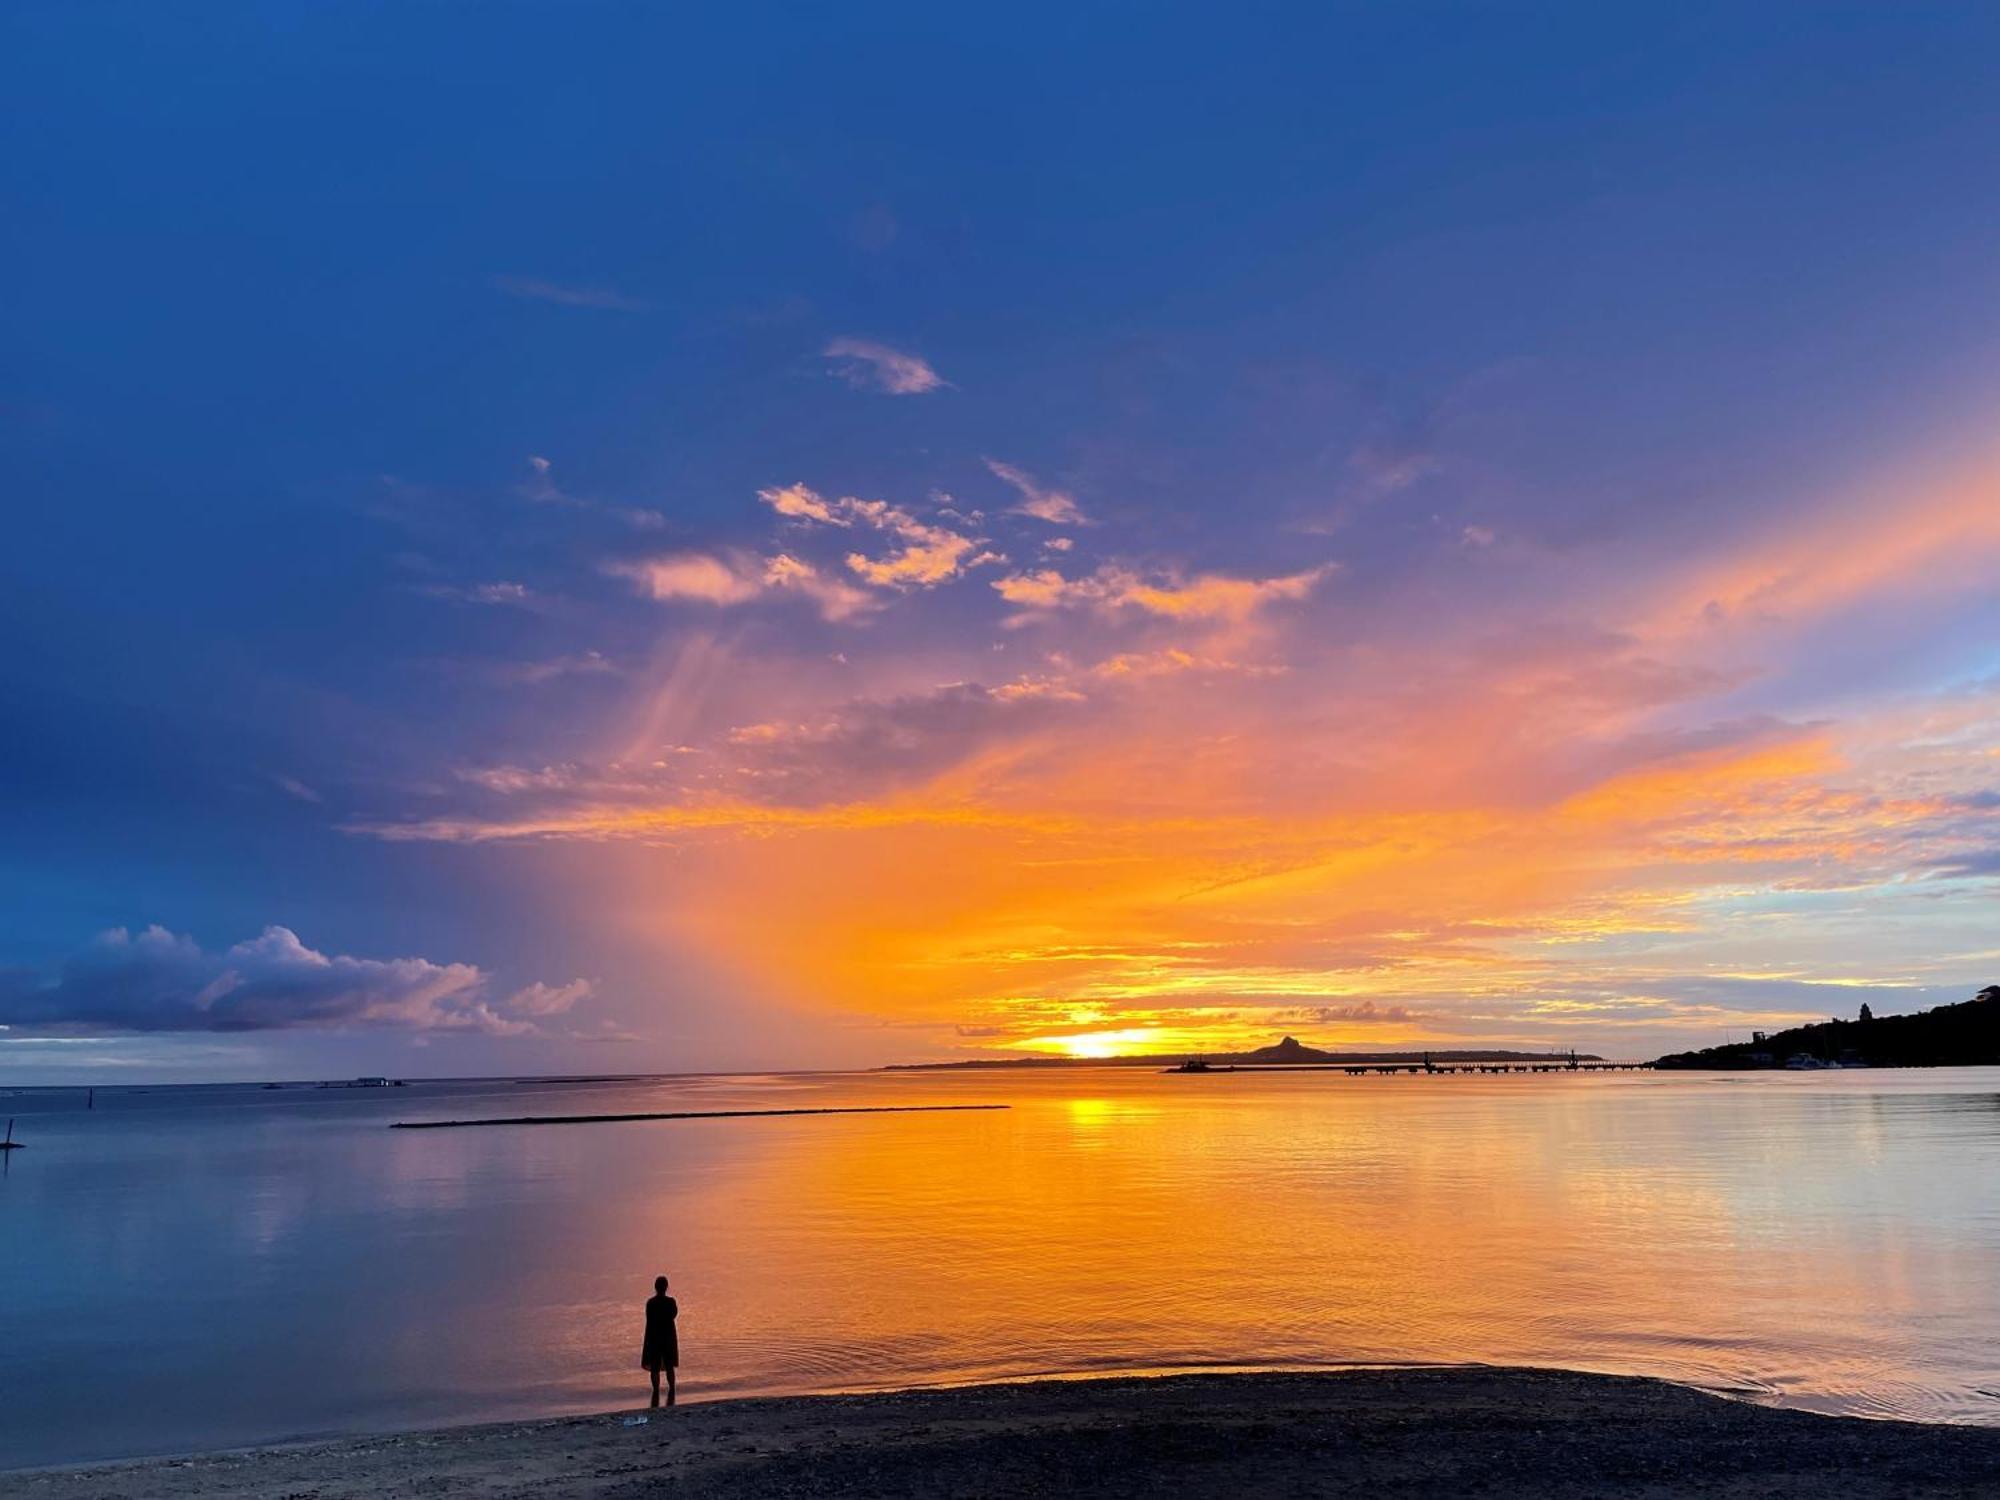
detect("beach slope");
top-left (9, 1368), bottom-right (2000, 1499)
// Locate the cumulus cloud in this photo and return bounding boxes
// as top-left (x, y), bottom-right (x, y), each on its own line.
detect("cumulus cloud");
top-left (0, 926), bottom-right (592, 1036)
top-left (985, 459), bottom-right (1088, 526)
top-left (610, 550), bottom-right (873, 622)
top-left (993, 562), bottom-right (1333, 622)
top-left (822, 337), bottom-right (948, 395)
top-left (490, 275), bottom-right (652, 312)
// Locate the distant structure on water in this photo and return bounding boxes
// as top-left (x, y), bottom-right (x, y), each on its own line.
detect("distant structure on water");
top-left (895, 1036), bottom-right (1609, 1071)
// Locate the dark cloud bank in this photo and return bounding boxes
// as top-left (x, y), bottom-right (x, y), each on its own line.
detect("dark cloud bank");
top-left (0, 926), bottom-right (588, 1036)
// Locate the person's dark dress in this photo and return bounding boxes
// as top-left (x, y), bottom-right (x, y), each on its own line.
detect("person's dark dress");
top-left (641, 1293), bottom-right (678, 1372)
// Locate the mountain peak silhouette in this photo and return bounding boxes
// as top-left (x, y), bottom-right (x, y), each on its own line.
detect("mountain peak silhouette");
top-left (1241, 1035), bottom-right (1330, 1063)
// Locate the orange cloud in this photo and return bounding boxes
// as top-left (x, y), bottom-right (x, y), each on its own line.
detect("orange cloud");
top-left (758, 482), bottom-right (991, 590)
top-left (994, 562), bottom-right (1333, 622)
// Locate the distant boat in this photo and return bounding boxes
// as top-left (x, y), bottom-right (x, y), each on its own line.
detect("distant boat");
top-left (1, 1118), bottom-right (22, 1151)
top-left (1166, 1059), bottom-right (1232, 1074)
top-left (1784, 1053), bottom-right (1837, 1070)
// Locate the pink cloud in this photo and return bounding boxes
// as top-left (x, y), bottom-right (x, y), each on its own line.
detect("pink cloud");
top-left (985, 458), bottom-right (1088, 526)
top-left (822, 337), bottom-right (948, 395)
top-left (615, 553), bottom-right (765, 607)
top-left (610, 550), bottom-right (873, 621)
top-left (759, 482), bottom-right (849, 526)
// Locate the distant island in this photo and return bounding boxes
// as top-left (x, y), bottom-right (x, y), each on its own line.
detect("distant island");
top-left (888, 1035), bottom-right (1603, 1070)
top-left (1655, 986), bottom-right (2000, 1070)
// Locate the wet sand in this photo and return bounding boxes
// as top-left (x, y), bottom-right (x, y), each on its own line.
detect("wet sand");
top-left (9, 1368), bottom-right (2000, 1498)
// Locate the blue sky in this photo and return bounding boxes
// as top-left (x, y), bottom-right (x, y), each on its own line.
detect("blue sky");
top-left (5, 3), bottom-right (2000, 1080)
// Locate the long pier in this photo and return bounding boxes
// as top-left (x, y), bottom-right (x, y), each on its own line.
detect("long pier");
top-left (1332, 1062), bottom-right (1653, 1076)
top-left (390, 1103), bottom-right (1010, 1130)
top-left (1172, 1061), bottom-right (1654, 1077)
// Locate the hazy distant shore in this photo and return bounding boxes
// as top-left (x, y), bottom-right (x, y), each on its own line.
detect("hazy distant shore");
top-left (887, 1042), bottom-right (1607, 1070)
top-left (11, 1368), bottom-right (2000, 1499)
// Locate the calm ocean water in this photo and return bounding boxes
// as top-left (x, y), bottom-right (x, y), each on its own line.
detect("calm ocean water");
top-left (3, 1066), bottom-right (1999, 1467)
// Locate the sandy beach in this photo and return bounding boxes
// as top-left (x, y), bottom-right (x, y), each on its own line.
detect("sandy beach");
top-left (9, 1368), bottom-right (2000, 1499)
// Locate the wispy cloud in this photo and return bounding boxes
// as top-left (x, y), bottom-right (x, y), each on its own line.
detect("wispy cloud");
top-left (610, 549), bottom-right (873, 622)
top-left (505, 979), bottom-right (595, 1016)
top-left (494, 651), bottom-right (621, 686)
top-left (985, 459), bottom-right (1088, 526)
top-left (420, 580), bottom-right (535, 606)
top-left (760, 481), bottom-right (850, 526)
top-left (993, 562), bottom-right (1333, 622)
top-left (490, 275), bottom-right (652, 312)
top-left (614, 553), bottom-right (763, 607)
top-left (764, 553), bottom-right (878, 618)
top-left (822, 337), bottom-right (948, 395)
top-left (522, 456), bottom-right (666, 529)
top-left (0, 926), bottom-right (591, 1036)
top-left (719, 681), bottom-right (1089, 802)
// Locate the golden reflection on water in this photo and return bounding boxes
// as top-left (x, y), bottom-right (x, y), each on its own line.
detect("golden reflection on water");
top-left (589, 1070), bottom-right (2000, 1424)
top-left (6, 1068), bottom-right (2000, 1468)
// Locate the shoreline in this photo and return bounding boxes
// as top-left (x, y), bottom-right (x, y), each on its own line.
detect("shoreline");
top-left (8, 1368), bottom-right (2000, 1498)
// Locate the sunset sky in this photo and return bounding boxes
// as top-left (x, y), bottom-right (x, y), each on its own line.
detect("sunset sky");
top-left (5, 4), bottom-right (2000, 1079)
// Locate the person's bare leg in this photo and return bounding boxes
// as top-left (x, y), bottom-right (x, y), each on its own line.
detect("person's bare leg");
top-left (666, 1369), bottom-right (677, 1407)
top-left (649, 1368), bottom-right (661, 1409)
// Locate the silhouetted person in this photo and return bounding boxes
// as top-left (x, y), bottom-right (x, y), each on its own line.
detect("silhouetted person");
top-left (642, 1275), bottom-right (678, 1408)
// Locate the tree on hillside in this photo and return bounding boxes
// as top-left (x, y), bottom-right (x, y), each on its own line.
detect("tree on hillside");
top-left (1859, 1002), bottom-right (1874, 1023)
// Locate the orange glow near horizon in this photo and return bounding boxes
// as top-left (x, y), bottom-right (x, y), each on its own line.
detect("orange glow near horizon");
top-left (364, 452), bottom-right (2000, 1062)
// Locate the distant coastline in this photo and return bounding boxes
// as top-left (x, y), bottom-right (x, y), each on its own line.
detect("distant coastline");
top-left (889, 1036), bottom-right (1605, 1071)
top-left (1655, 986), bottom-right (1999, 1070)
